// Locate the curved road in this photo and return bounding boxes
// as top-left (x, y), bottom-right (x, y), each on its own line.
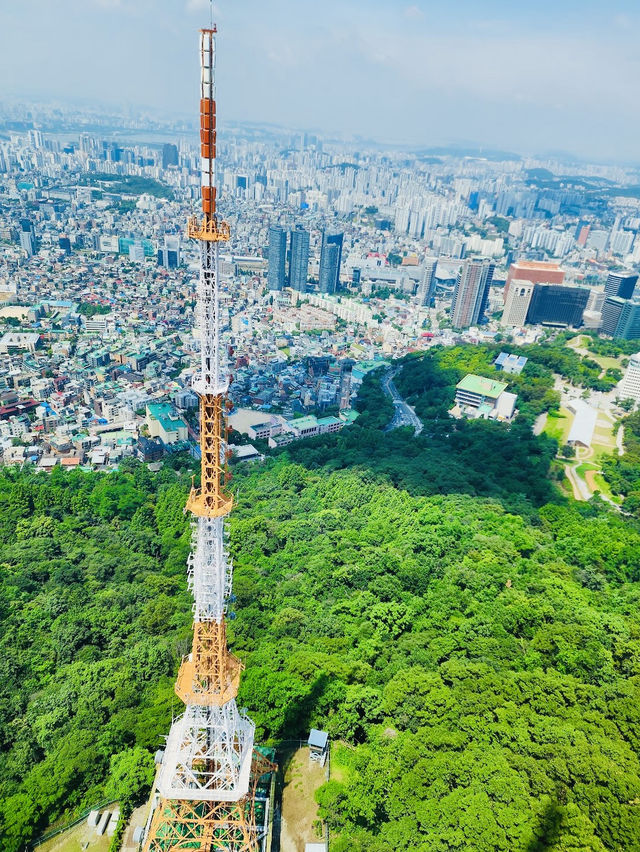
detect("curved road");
top-left (382, 369), bottom-right (424, 436)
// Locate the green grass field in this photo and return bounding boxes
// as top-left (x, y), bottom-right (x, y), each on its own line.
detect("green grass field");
top-left (544, 409), bottom-right (574, 446)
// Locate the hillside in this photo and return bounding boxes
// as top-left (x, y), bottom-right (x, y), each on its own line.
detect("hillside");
top-left (1, 352), bottom-right (640, 850)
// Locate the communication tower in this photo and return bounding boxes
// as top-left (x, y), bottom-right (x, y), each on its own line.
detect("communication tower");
top-left (143, 25), bottom-right (276, 852)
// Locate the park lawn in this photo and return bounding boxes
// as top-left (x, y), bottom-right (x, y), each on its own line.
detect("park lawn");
top-left (592, 472), bottom-right (621, 503)
top-left (575, 461), bottom-right (598, 481)
top-left (544, 408), bottom-right (573, 446)
top-left (589, 443), bottom-right (616, 465)
top-left (566, 334), bottom-right (586, 349)
top-left (592, 354), bottom-right (623, 372)
top-left (565, 334), bottom-right (623, 373)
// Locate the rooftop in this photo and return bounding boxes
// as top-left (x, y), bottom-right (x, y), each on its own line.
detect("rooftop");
top-left (511, 260), bottom-right (562, 270)
top-left (456, 374), bottom-right (508, 398)
top-left (288, 415), bottom-right (319, 430)
top-left (146, 402), bottom-right (187, 433)
top-left (308, 729), bottom-right (328, 749)
top-left (494, 352), bottom-right (528, 373)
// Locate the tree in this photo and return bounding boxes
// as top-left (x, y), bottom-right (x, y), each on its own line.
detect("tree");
top-left (105, 747), bottom-right (155, 809)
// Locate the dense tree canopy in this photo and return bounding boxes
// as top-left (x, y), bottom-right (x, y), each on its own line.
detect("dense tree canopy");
top-left (603, 410), bottom-right (640, 515)
top-left (2, 350), bottom-right (640, 851)
top-left (0, 464), bottom-right (191, 850)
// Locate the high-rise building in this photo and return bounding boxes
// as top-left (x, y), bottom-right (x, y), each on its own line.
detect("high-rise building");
top-left (157, 235), bottom-right (181, 268)
top-left (605, 270), bottom-right (638, 300)
top-left (526, 284), bottom-right (589, 327)
top-left (504, 260), bottom-right (564, 301)
top-left (289, 225), bottom-right (309, 292)
top-left (614, 301), bottom-right (640, 340)
top-left (267, 226), bottom-right (287, 291)
top-left (319, 231), bottom-right (343, 294)
top-left (19, 232), bottom-right (34, 256)
top-left (502, 279), bottom-right (534, 327)
top-left (129, 241), bottom-right (145, 262)
top-left (28, 129), bottom-right (44, 149)
top-left (619, 352), bottom-right (640, 404)
top-left (601, 296), bottom-right (626, 336)
top-left (19, 219), bottom-right (35, 257)
top-left (162, 143), bottom-right (179, 168)
top-left (451, 259), bottom-right (495, 329)
top-left (416, 256), bottom-right (437, 306)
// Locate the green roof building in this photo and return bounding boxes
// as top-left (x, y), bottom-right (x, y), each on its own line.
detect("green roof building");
top-left (455, 374), bottom-right (508, 411)
top-left (146, 403), bottom-right (188, 445)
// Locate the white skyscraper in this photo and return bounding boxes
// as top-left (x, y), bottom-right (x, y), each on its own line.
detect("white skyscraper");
top-left (502, 280), bottom-right (534, 327)
top-left (619, 352), bottom-right (640, 405)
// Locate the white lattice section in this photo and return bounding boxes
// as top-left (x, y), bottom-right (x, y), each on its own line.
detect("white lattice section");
top-left (186, 517), bottom-right (233, 621)
top-left (192, 241), bottom-right (228, 397)
top-left (158, 702), bottom-right (255, 802)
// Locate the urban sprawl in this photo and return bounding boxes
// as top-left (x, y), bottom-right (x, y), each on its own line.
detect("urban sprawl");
top-left (2, 110), bottom-right (640, 470)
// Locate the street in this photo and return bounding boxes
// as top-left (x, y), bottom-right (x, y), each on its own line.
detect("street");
top-left (381, 369), bottom-right (424, 436)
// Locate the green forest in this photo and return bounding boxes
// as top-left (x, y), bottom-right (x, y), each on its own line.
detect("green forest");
top-left (2, 350), bottom-right (640, 850)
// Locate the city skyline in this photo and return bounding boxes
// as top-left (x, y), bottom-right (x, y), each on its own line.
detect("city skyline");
top-left (2, 1), bottom-right (640, 162)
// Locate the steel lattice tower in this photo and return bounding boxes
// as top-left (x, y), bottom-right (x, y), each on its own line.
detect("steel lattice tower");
top-left (143, 26), bottom-right (275, 852)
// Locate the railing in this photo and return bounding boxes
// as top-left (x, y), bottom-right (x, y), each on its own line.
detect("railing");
top-left (30, 799), bottom-right (118, 849)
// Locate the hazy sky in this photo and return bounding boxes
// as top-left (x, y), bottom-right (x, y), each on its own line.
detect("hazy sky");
top-left (2, 0), bottom-right (640, 161)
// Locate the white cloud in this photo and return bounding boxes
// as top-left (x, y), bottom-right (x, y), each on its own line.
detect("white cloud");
top-left (404, 5), bottom-right (423, 20)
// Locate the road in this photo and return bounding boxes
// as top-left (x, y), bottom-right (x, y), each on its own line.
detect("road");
top-left (381, 369), bottom-right (424, 436)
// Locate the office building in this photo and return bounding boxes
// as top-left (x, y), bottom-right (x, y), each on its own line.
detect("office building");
top-left (162, 143), bottom-right (179, 168)
top-left (614, 301), bottom-right (640, 340)
top-left (416, 256), bottom-right (437, 306)
top-left (289, 225), bottom-right (310, 292)
top-left (451, 259), bottom-right (495, 329)
top-left (504, 260), bottom-right (564, 301)
top-left (319, 231), bottom-right (343, 294)
top-left (129, 241), bottom-right (145, 262)
top-left (19, 231), bottom-right (34, 257)
top-left (502, 279), bottom-right (534, 327)
top-left (526, 284), bottom-right (589, 327)
top-left (601, 296), bottom-right (626, 336)
top-left (455, 374), bottom-right (517, 421)
top-left (605, 270), bottom-right (638, 300)
top-left (157, 235), bottom-right (181, 269)
top-left (267, 225), bottom-right (287, 291)
top-left (619, 352), bottom-right (640, 404)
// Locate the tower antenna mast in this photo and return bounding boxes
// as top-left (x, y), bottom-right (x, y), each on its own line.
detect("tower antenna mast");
top-left (143, 21), bottom-right (275, 852)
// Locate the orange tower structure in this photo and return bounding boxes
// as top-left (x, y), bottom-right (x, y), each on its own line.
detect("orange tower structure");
top-left (142, 25), bottom-right (275, 852)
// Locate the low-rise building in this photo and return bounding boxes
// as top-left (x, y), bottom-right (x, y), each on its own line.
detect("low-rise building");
top-left (454, 374), bottom-right (516, 421)
top-left (566, 399), bottom-right (598, 448)
top-left (0, 332), bottom-right (41, 354)
top-left (494, 352), bottom-right (528, 374)
top-left (146, 403), bottom-right (188, 444)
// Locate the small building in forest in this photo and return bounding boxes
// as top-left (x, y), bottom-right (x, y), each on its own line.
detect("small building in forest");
top-left (308, 729), bottom-right (329, 766)
top-left (454, 374), bottom-right (517, 421)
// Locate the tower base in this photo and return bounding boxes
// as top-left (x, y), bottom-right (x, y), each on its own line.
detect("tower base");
top-left (144, 749), bottom-right (276, 852)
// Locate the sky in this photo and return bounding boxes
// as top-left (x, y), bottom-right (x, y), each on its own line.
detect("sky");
top-left (1, 0), bottom-right (640, 162)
